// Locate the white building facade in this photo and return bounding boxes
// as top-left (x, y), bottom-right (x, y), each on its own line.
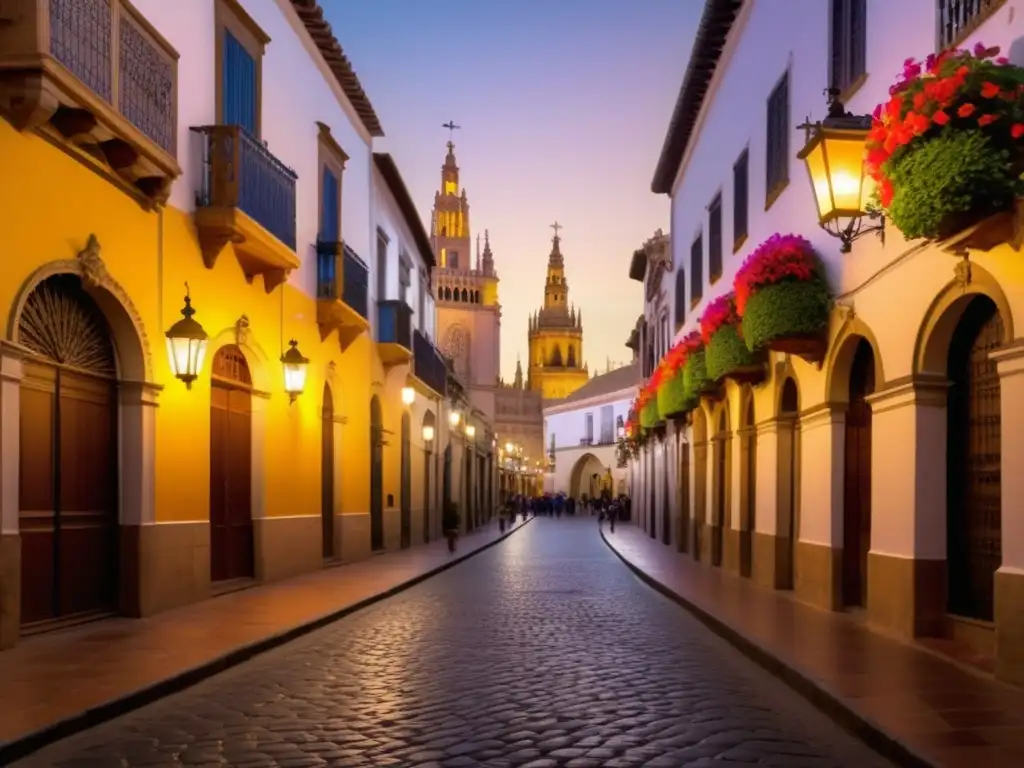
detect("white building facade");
top-left (631, 0), bottom-right (1024, 683)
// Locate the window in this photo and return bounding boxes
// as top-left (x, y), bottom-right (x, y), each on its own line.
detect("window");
top-left (215, 0), bottom-right (268, 136)
top-left (448, 250), bottom-right (460, 269)
top-left (708, 194), bottom-right (723, 283)
top-left (733, 149), bottom-right (749, 248)
top-left (317, 122), bottom-right (347, 243)
top-left (831, 0), bottom-right (866, 94)
top-left (418, 268), bottom-right (427, 332)
top-left (399, 255), bottom-right (411, 305)
top-left (673, 268), bottom-right (686, 331)
top-left (585, 413), bottom-right (594, 442)
top-left (766, 72), bottom-right (790, 206)
top-left (661, 314), bottom-right (669, 359)
top-left (376, 229), bottom-right (388, 301)
top-left (600, 406), bottom-right (614, 444)
top-left (690, 234), bottom-right (703, 306)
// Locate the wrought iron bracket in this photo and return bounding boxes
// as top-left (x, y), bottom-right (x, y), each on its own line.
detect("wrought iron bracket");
top-left (824, 211), bottom-right (885, 253)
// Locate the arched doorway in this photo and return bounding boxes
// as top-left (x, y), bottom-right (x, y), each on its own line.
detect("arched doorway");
top-left (947, 296), bottom-right (1003, 621)
top-left (712, 408), bottom-right (731, 567)
top-left (778, 378), bottom-right (799, 589)
top-left (210, 345), bottom-right (254, 583)
top-left (692, 409), bottom-right (708, 562)
top-left (18, 274), bottom-right (119, 626)
top-left (569, 453), bottom-right (607, 499)
top-left (400, 412), bottom-right (411, 549)
top-left (741, 396), bottom-right (757, 578)
top-left (843, 340), bottom-right (875, 608)
top-left (369, 396), bottom-right (384, 551)
top-left (422, 412), bottom-right (436, 543)
top-left (321, 383), bottom-right (335, 560)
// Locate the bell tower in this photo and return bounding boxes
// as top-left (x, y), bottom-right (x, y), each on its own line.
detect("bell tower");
top-left (431, 122), bottom-right (472, 271)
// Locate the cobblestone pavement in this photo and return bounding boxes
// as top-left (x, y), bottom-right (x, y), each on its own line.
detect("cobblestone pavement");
top-left (15, 519), bottom-right (894, 768)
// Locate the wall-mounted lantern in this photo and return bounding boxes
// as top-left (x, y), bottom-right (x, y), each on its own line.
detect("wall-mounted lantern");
top-left (165, 283), bottom-right (209, 389)
top-left (281, 339), bottom-right (309, 403)
top-left (505, 441), bottom-right (514, 453)
top-left (797, 88), bottom-right (885, 253)
top-left (449, 410), bottom-right (461, 427)
top-left (465, 424), bottom-right (476, 440)
top-left (422, 424), bottom-right (435, 443)
top-left (401, 386), bottom-right (415, 406)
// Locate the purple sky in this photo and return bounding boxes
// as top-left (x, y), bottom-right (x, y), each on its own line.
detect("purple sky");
top-left (326, 0), bottom-right (700, 382)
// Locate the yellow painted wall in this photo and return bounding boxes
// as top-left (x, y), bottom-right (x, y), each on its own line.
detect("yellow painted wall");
top-left (0, 120), bottom-right (410, 528)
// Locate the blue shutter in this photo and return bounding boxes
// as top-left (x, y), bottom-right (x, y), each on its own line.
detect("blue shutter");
top-left (320, 167), bottom-right (340, 242)
top-left (223, 31), bottom-right (257, 134)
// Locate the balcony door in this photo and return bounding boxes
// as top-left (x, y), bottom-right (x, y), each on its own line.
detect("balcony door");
top-left (370, 396), bottom-right (384, 551)
top-left (223, 30), bottom-right (257, 134)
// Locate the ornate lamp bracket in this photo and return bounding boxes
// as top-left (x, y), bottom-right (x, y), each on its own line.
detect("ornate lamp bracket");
top-left (823, 211), bottom-right (885, 254)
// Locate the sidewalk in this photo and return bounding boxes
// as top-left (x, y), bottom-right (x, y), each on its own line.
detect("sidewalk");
top-left (0, 518), bottom-right (530, 763)
top-left (602, 524), bottom-right (1024, 768)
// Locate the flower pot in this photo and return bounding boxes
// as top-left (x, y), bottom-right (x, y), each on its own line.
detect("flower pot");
top-left (740, 280), bottom-right (831, 361)
top-left (656, 367), bottom-right (692, 420)
top-left (682, 348), bottom-right (711, 400)
top-left (705, 324), bottom-right (763, 382)
top-left (639, 399), bottom-right (661, 429)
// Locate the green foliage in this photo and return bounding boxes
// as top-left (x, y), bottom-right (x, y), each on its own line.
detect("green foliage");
top-left (639, 399), bottom-right (660, 429)
top-left (706, 325), bottom-right (758, 381)
top-left (741, 279), bottom-right (831, 352)
top-left (657, 368), bottom-right (692, 419)
top-left (442, 501), bottom-right (460, 532)
top-left (682, 349), bottom-right (711, 399)
top-left (886, 130), bottom-right (1021, 240)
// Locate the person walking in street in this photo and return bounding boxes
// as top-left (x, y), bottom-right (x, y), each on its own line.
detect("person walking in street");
top-left (608, 501), bottom-right (618, 533)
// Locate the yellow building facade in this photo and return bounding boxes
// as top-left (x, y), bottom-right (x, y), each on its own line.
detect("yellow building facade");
top-left (527, 230), bottom-right (590, 400)
top-left (0, 0), bottom-right (474, 649)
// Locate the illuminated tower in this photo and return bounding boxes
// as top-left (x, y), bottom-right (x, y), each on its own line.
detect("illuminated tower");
top-left (527, 223), bottom-right (589, 400)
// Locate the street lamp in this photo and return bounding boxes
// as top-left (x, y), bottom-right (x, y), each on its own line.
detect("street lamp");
top-left (797, 87), bottom-right (884, 253)
top-left (401, 386), bottom-right (415, 405)
top-left (422, 424), bottom-right (435, 443)
top-left (165, 283), bottom-right (208, 389)
top-left (280, 339), bottom-right (309, 403)
top-left (465, 424), bottom-right (476, 440)
top-left (449, 410), bottom-right (461, 427)
top-left (505, 441), bottom-right (514, 453)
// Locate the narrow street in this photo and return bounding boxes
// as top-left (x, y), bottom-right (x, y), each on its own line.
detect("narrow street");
top-left (17, 520), bottom-right (893, 768)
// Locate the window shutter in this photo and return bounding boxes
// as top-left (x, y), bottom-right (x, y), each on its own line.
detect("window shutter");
top-left (321, 167), bottom-right (340, 242)
top-left (674, 269), bottom-right (686, 328)
top-left (709, 195), bottom-right (723, 281)
top-left (224, 31), bottom-right (257, 134)
top-left (850, 0), bottom-right (866, 85)
top-left (733, 150), bottom-right (748, 244)
top-left (690, 235), bottom-right (703, 305)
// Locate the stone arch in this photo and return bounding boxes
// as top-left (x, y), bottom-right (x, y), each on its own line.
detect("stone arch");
top-left (207, 319), bottom-right (273, 395)
top-left (9, 242), bottom-right (154, 383)
top-left (824, 313), bottom-right (885, 405)
top-left (915, 264), bottom-right (1014, 376)
top-left (570, 452), bottom-right (607, 499)
top-left (691, 405), bottom-right (709, 561)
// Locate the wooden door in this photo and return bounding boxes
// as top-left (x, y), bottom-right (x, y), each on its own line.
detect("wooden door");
top-left (947, 297), bottom-right (1002, 621)
top-left (843, 340), bottom-right (875, 607)
top-left (369, 396), bottom-right (384, 551)
top-left (423, 446), bottom-right (432, 543)
top-left (321, 384), bottom-right (335, 559)
top-left (742, 399), bottom-right (757, 578)
top-left (210, 346), bottom-right (253, 582)
top-left (662, 447), bottom-right (671, 546)
top-left (713, 435), bottom-right (725, 567)
top-left (677, 442), bottom-right (690, 553)
top-left (400, 413), bottom-right (411, 549)
top-left (18, 274), bottom-right (119, 627)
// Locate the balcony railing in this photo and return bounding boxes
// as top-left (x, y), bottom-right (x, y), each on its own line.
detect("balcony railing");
top-left (193, 125), bottom-right (297, 249)
top-left (316, 242), bottom-right (369, 319)
top-left (377, 300), bottom-right (413, 349)
top-left (938, 0), bottom-right (1005, 49)
top-left (412, 329), bottom-right (448, 397)
top-left (579, 437), bottom-right (594, 446)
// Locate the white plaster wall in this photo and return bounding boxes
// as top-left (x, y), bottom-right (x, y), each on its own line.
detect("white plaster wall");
top-left (135, 0), bottom-right (375, 300)
top-left (543, 390), bottom-right (636, 452)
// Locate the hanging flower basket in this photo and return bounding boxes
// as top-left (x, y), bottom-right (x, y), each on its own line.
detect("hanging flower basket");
top-left (701, 293), bottom-right (764, 384)
top-left (639, 395), bottom-right (661, 430)
top-left (656, 340), bottom-right (694, 420)
top-left (734, 234), bottom-right (832, 362)
top-left (866, 44), bottom-right (1024, 242)
top-left (679, 331), bottom-right (713, 398)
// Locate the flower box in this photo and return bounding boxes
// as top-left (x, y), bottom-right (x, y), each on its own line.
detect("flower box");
top-left (639, 398), bottom-right (661, 429)
top-left (657, 367), bottom-right (693, 420)
top-left (735, 234), bottom-right (831, 363)
top-left (701, 293), bottom-right (764, 384)
top-left (866, 45), bottom-right (1024, 242)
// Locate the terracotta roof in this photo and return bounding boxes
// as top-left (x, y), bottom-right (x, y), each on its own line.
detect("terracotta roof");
top-left (553, 363), bottom-right (641, 408)
top-left (373, 153), bottom-right (436, 269)
top-left (651, 0), bottom-right (743, 194)
top-left (289, 0), bottom-right (384, 137)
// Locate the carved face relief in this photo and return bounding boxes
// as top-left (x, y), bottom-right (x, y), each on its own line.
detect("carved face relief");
top-left (443, 324), bottom-right (470, 377)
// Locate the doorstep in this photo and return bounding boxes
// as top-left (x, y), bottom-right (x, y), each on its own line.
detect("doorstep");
top-left (0, 518), bottom-right (530, 764)
top-left (601, 524), bottom-right (1024, 768)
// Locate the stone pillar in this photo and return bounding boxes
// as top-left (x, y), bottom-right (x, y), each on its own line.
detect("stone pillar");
top-left (723, 419), bottom-right (742, 576)
top-left (864, 377), bottom-right (948, 638)
top-left (735, 421), bottom-right (754, 578)
top-left (694, 430), bottom-right (710, 563)
top-left (991, 344), bottom-right (1024, 684)
top-left (752, 418), bottom-right (783, 588)
top-left (0, 345), bottom-right (23, 648)
top-left (795, 404), bottom-right (843, 611)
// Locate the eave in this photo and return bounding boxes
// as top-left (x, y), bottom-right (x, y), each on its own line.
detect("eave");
top-left (373, 153), bottom-right (436, 269)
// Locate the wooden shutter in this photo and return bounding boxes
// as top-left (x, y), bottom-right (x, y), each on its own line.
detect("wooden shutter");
top-left (709, 195), bottom-right (723, 282)
top-left (733, 150), bottom-right (748, 245)
top-left (690, 234), bottom-right (703, 305)
top-left (223, 31), bottom-right (257, 134)
top-left (320, 167), bottom-right (340, 242)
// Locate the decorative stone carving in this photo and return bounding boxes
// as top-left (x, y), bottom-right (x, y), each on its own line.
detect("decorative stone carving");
top-left (834, 300), bottom-right (855, 324)
top-left (954, 257), bottom-right (973, 289)
top-left (77, 234), bottom-right (108, 288)
top-left (235, 315), bottom-right (251, 346)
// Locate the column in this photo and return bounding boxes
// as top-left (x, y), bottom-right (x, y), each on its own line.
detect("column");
top-left (0, 345), bottom-right (23, 648)
top-left (865, 377), bottom-right (948, 637)
top-left (991, 345), bottom-right (1024, 683)
top-left (795, 404), bottom-right (844, 611)
top-left (693, 427), bottom-right (710, 562)
top-left (752, 418), bottom-right (784, 588)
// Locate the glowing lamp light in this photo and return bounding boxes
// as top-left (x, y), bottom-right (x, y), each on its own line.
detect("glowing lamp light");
top-left (280, 339), bottom-right (309, 403)
top-left (165, 283), bottom-right (208, 389)
top-left (401, 386), bottom-right (415, 405)
top-left (449, 410), bottom-right (461, 427)
top-left (422, 424), bottom-right (435, 442)
top-left (466, 424), bottom-right (476, 440)
top-left (617, 425), bottom-right (626, 439)
top-left (505, 441), bottom-right (514, 453)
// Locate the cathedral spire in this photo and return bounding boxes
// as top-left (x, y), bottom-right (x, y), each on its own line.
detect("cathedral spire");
top-left (548, 221), bottom-right (564, 268)
top-left (514, 356), bottom-right (523, 389)
top-left (482, 229), bottom-right (495, 275)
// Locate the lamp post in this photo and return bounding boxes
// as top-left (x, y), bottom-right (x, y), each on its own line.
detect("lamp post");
top-left (281, 339), bottom-right (309, 403)
top-left (797, 87), bottom-right (885, 253)
top-left (165, 283), bottom-right (209, 389)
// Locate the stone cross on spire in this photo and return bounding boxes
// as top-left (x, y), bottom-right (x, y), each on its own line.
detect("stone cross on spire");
top-left (550, 221), bottom-right (562, 240)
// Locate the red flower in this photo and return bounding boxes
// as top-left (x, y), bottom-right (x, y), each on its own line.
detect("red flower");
top-left (958, 102), bottom-right (977, 117)
top-left (932, 109), bottom-right (950, 125)
top-left (978, 113), bottom-right (1000, 126)
top-left (981, 81), bottom-right (1001, 98)
top-left (732, 234), bottom-right (818, 314)
top-left (1012, 123), bottom-right (1024, 139)
top-left (699, 293), bottom-right (740, 345)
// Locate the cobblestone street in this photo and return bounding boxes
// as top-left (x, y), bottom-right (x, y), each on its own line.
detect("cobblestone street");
top-left (16, 520), bottom-right (894, 768)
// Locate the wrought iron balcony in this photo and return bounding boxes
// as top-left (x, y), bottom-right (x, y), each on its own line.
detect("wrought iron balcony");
top-left (410, 329), bottom-right (448, 398)
top-left (192, 124), bottom-right (299, 292)
top-left (316, 241), bottom-right (369, 350)
top-left (0, 0), bottom-right (181, 205)
top-left (579, 437), bottom-right (594, 446)
top-left (376, 300), bottom-right (413, 367)
top-left (938, 0), bottom-right (1005, 49)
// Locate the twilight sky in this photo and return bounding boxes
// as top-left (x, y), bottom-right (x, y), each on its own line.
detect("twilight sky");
top-left (325, 0), bottom-right (700, 383)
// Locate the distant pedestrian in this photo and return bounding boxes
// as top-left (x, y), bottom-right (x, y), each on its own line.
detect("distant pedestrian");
top-left (608, 503), bottom-right (617, 533)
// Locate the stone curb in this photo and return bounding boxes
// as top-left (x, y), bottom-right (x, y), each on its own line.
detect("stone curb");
top-left (0, 518), bottom-right (533, 765)
top-left (600, 526), bottom-right (935, 768)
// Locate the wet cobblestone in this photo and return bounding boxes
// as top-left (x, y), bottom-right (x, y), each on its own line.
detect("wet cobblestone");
top-left (15, 519), bottom-right (893, 767)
